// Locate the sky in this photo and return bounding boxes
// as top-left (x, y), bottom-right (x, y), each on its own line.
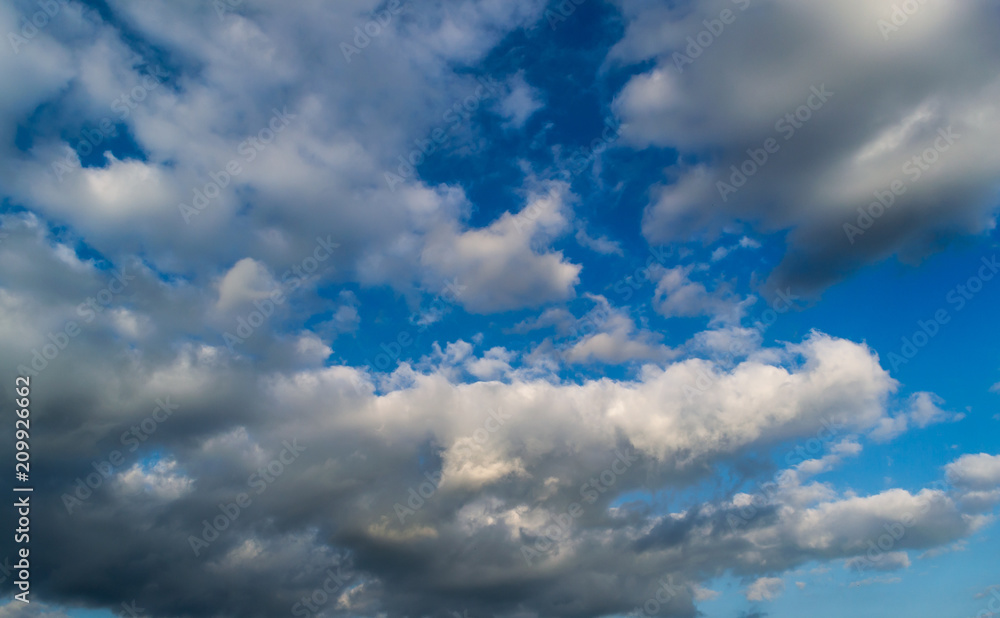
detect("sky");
top-left (0, 0), bottom-right (999, 617)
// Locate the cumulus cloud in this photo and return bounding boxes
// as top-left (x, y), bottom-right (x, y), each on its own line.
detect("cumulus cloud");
top-left (216, 258), bottom-right (279, 312)
top-left (610, 0), bottom-right (1000, 295)
top-left (946, 453), bottom-right (1000, 490)
top-left (1, 1), bottom-right (997, 616)
top-left (562, 295), bottom-right (673, 364)
top-left (0, 221), bottom-right (956, 617)
top-left (2, 250), bottom-right (969, 618)
top-left (944, 453), bottom-right (1000, 512)
top-left (420, 183), bottom-right (582, 313)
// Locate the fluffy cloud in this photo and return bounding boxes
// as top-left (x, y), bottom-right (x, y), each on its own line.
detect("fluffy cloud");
top-left (0, 228), bottom-right (940, 615)
top-left (869, 391), bottom-right (964, 441)
top-left (943, 453), bottom-right (1000, 513)
top-left (653, 264), bottom-right (752, 325)
top-left (497, 71), bottom-right (545, 129)
top-left (610, 0), bottom-right (1000, 295)
top-left (1, 0), bottom-right (561, 311)
top-left (1, 1), bottom-right (998, 616)
top-left (420, 182), bottom-right (582, 313)
top-left (946, 453), bottom-right (1000, 490)
top-left (0, 242), bottom-right (972, 618)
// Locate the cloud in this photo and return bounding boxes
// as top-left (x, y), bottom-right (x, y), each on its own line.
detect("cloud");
top-left (215, 258), bottom-right (278, 312)
top-left (0, 602), bottom-right (73, 618)
top-left (693, 585), bottom-right (721, 601)
top-left (576, 226), bottom-right (624, 256)
top-left (918, 539), bottom-right (967, 560)
top-left (844, 551), bottom-right (910, 572)
top-left (609, 0), bottom-right (1000, 295)
top-left (498, 71), bottom-right (544, 129)
top-left (0, 224), bottom-right (939, 615)
top-left (710, 236), bottom-right (760, 262)
top-left (2, 0), bottom-right (557, 312)
top-left (653, 264), bottom-right (752, 325)
top-left (508, 306), bottom-right (577, 335)
top-left (2, 256), bottom-right (962, 618)
top-left (869, 392), bottom-right (964, 442)
top-left (946, 453), bottom-right (1000, 490)
top-left (746, 577), bottom-right (784, 601)
top-left (849, 575), bottom-right (902, 588)
top-left (420, 182), bottom-right (582, 313)
top-left (562, 295), bottom-right (674, 364)
top-left (1, 2), bottom-right (997, 617)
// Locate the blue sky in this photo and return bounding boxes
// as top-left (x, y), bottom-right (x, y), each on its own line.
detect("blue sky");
top-left (1, 0), bottom-right (999, 617)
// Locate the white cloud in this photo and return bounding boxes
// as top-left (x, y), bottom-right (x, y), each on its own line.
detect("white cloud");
top-left (746, 577), bottom-right (784, 601)
top-left (498, 71), bottom-right (544, 129)
top-left (693, 585), bottom-right (720, 601)
top-left (216, 258), bottom-right (278, 312)
top-left (908, 391), bottom-right (963, 427)
top-left (869, 392), bottom-right (963, 442)
top-left (946, 453), bottom-right (1000, 490)
top-left (421, 183), bottom-right (581, 313)
top-left (562, 296), bottom-right (673, 364)
top-left (653, 264), bottom-right (751, 325)
top-left (115, 458), bottom-right (194, 502)
top-left (575, 226), bottom-right (624, 256)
